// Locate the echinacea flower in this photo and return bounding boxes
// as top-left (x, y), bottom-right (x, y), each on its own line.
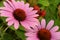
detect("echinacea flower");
top-left (25, 19), bottom-right (60, 40)
top-left (0, 0), bottom-right (39, 29)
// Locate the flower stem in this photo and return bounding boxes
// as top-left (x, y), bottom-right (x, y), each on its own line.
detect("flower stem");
top-left (1, 27), bottom-right (9, 39)
top-left (3, 27), bottom-right (9, 33)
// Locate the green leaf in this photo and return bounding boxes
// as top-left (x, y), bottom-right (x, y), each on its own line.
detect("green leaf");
top-left (19, 25), bottom-right (25, 31)
top-left (10, 25), bottom-right (25, 31)
top-left (15, 30), bottom-right (26, 40)
top-left (0, 18), bottom-right (3, 26)
top-left (0, 1), bottom-right (4, 7)
top-left (55, 18), bottom-right (60, 26)
top-left (38, 0), bottom-right (49, 6)
top-left (9, 26), bottom-right (15, 30)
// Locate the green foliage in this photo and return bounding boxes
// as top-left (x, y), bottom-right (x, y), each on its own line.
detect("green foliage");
top-left (15, 30), bottom-right (26, 40)
top-left (2, 33), bottom-right (13, 40)
top-left (38, 0), bottom-right (49, 6)
top-left (0, 1), bottom-right (4, 7)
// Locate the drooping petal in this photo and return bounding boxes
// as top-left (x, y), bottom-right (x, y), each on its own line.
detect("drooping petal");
top-left (14, 20), bottom-right (19, 29)
top-left (7, 20), bottom-right (14, 26)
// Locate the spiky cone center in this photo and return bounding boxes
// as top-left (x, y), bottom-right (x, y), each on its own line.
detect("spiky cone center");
top-left (13, 9), bottom-right (26, 22)
top-left (37, 29), bottom-right (51, 40)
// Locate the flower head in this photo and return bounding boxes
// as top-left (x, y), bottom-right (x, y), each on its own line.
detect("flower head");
top-left (25, 19), bottom-right (60, 40)
top-left (0, 0), bottom-right (39, 29)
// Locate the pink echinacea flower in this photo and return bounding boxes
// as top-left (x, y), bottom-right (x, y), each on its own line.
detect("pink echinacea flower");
top-left (25, 19), bottom-right (60, 40)
top-left (0, 0), bottom-right (39, 29)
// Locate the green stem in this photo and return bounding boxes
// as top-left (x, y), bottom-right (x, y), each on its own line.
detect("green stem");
top-left (0, 26), bottom-right (3, 30)
top-left (1, 27), bottom-right (9, 39)
top-left (3, 27), bottom-right (9, 33)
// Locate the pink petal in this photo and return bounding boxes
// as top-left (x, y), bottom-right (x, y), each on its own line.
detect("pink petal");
top-left (14, 20), bottom-right (19, 29)
top-left (21, 18), bottom-right (39, 31)
top-left (25, 32), bottom-right (36, 37)
top-left (25, 21), bottom-right (35, 27)
top-left (24, 7), bottom-right (33, 15)
top-left (4, 7), bottom-right (13, 12)
top-left (13, 1), bottom-right (24, 9)
top-left (25, 3), bottom-right (29, 8)
top-left (21, 21), bottom-right (35, 32)
top-left (20, 21), bottom-right (32, 30)
top-left (3, 1), bottom-right (14, 10)
top-left (6, 0), bottom-right (15, 9)
top-left (26, 20), bottom-right (38, 27)
top-left (46, 20), bottom-right (54, 30)
top-left (50, 26), bottom-right (59, 32)
top-left (0, 7), bottom-right (13, 12)
top-left (17, 1), bottom-right (25, 10)
top-left (37, 24), bottom-right (41, 30)
top-left (41, 19), bottom-right (46, 28)
top-left (51, 38), bottom-right (56, 40)
top-left (0, 7), bottom-right (5, 10)
top-left (28, 7), bottom-right (33, 11)
top-left (7, 20), bottom-right (14, 26)
top-left (28, 14), bottom-right (39, 18)
top-left (51, 32), bottom-right (60, 39)
top-left (6, 17), bottom-right (12, 22)
top-left (20, 1), bottom-right (24, 5)
top-left (31, 26), bottom-right (39, 32)
top-left (3, 2), bottom-right (12, 9)
top-left (11, 0), bottom-right (18, 8)
top-left (25, 20), bottom-right (39, 31)
top-left (26, 18), bottom-right (39, 25)
top-left (0, 14), bottom-right (1, 16)
top-left (26, 37), bottom-right (39, 40)
top-left (27, 10), bottom-right (38, 16)
top-left (1, 11), bottom-right (12, 17)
